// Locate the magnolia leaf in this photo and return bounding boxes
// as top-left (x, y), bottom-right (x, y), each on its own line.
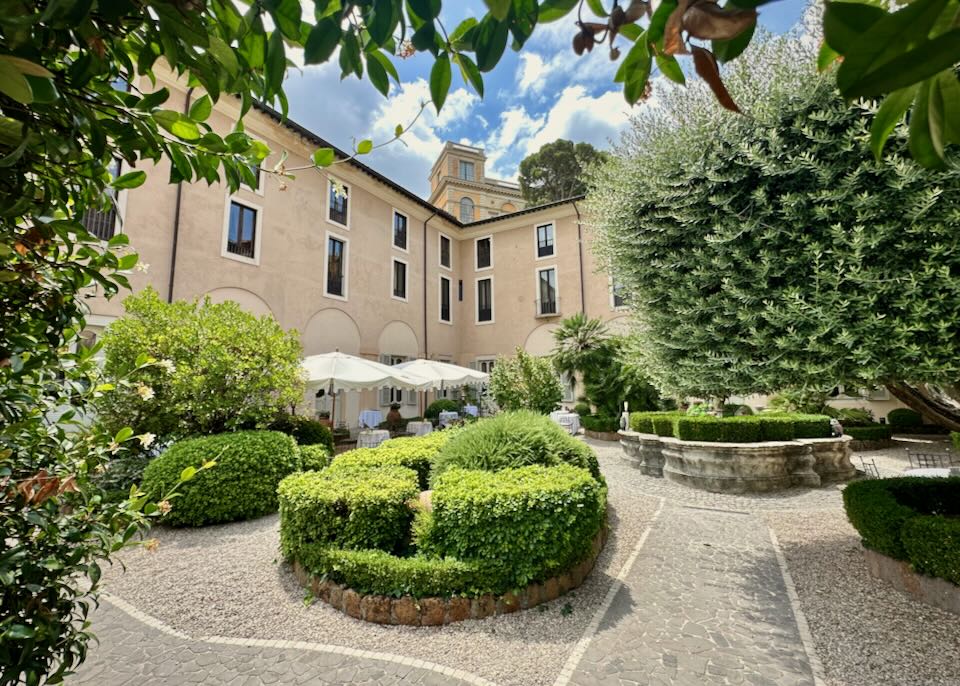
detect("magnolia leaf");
top-left (356, 139), bottom-right (373, 154)
top-left (682, 2), bottom-right (756, 41)
top-left (112, 170), bottom-right (147, 190)
top-left (908, 78), bottom-right (945, 169)
top-left (869, 85), bottom-right (918, 160)
top-left (691, 45), bottom-right (740, 113)
top-left (484, 0), bottom-right (512, 21)
top-left (655, 53), bottom-right (685, 84)
top-left (0, 58), bottom-right (32, 103)
top-left (538, 0), bottom-right (579, 23)
top-left (817, 41), bottom-right (840, 72)
top-left (430, 52), bottom-right (452, 112)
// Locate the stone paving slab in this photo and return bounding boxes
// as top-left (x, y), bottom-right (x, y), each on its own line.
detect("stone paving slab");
top-left (72, 600), bottom-right (483, 686)
top-left (565, 504), bottom-right (817, 686)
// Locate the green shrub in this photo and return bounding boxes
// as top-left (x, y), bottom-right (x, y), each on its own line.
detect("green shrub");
top-left (789, 414), bottom-right (834, 438)
top-left (834, 407), bottom-right (874, 426)
top-left (298, 444), bottom-right (331, 472)
top-left (629, 411), bottom-right (681, 435)
top-left (418, 465), bottom-right (606, 590)
top-left (330, 432), bottom-right (451, 489)
top-left (298, 545), bottom-right (482, 598)
top-left (425, 399), bottom-right (459, 420)
top-left (277, 465), bottom-right (419, 558)
top-left (271, 414), bottom-right (334, 453)
top-left (722, 403), bottom-right (753, 416)
top-left (901, 515), bottom-right (960, 586)
top-left (581, 415), bottom-right (620, 433)
top-left (887, 408), bottom-right (923, 427)
top-left (142, 431), bottom-right (299, 527)
top-left (844, 424), bottom-right (893, 441)
top-left (574, 402), bottom-right (591, 417)
top-left (953, 431), bottom-right (960, 453)
top-left (673, 416), bottom-right (763, 442)
top-left (431, 411), bottom-right (601, 482)
top-left (842, 479), bottom-right (918, 559)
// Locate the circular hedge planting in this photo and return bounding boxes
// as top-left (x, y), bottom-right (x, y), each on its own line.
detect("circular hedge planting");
top-left (278, 415), bottom-right (608, 607)
top-left (143, 430), bottom-right (299, 527)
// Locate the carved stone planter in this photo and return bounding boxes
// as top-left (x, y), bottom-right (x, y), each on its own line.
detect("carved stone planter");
top-left (799, 435), bottom-right (857, 483)
top-left (661, 437), bottom-right (820, 493)
top-left (584, 429), bottom-right (621, 442)
top-left (618, 430), bottom-right (666, 476)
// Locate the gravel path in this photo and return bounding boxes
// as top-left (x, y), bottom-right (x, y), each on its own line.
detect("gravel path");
top-left (87, 437), bottom-right (959, 686)
top-left (98, 445), bottom-right (662, 686)
top-left (851, 436), bottom-right (953, 477)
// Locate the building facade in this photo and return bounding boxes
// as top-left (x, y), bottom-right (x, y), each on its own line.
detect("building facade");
top-left (83, 73), bottom-right (630, 427)
top-left (427, 142), bottom-right (526, 222)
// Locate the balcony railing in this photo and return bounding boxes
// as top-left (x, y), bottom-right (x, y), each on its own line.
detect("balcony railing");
top-left (227, 238), bottom-right (255, 259)
top-left (82, 207), bottom-right (117, 241)
top-left (535, 298), bottom-right (559, 317)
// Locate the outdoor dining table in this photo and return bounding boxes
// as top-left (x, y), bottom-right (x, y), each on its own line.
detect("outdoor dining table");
top-left (407, 420), bottom-right (433, 437)
top-left (463, 404), bottom-right (479, 417)
top-left (357, 429), bottom-right (390, 449)
top-left (550, 411), bottom-right (581, 435)
top-left (438, 410), bottom-right (459, 427)
top-left (903, 467), bottom-right (958, 478)
top-left (358, 409), bottom-right (383, 429)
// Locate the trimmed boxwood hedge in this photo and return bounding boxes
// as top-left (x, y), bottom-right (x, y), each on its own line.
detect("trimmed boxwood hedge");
top-left (142, 431), bottom-right (299, 527)
top-left (278, 465), bottom-right (419, 558)
top-left (417, 464), bottom-right (606, 591)
top-left (425, 399), bottom-right (459, 420)
top-left (843, 477), bottom-right (960, 585)
top-left (270, 414), bottom-right (335, 453)
top-left (328, 431), bottom-right (452, 489)
top-left (844, 424), bottom-right (893, 441)
top-left (298, 444), bottom-right (332, 472)
top-left (581, 414), bottom-right (620, 433)
top-left (629, 412), bottom-right (832, 442)
top-left (887, 408), bottom-right (923, 427)
top-left (431, 411), bottom-right (601, 482)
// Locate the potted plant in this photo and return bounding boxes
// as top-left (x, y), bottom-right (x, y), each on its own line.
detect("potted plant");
top-left (316, 410), bottom-right (332, 429)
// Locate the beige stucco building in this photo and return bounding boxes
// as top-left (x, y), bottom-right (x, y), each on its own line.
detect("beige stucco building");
top-left (427, 142), bottom-right (526, 221)
top-left (83, 73), bottom-right (631, 428)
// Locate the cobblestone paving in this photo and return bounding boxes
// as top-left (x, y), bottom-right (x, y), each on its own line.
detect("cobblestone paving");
top-left (566, 504), bottom-right (816, 686)
top-left (73, 600), bottom-right (489, 686)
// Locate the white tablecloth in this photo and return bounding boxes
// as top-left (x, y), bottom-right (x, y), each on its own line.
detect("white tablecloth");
top-left (438, 410), bottom-right (459, 427)
top-left (357, 429), bottom-right (390, 448)
top-left (407, 421), bottom-right (433, 437)
top-left (358, 409), bottom-right (383, 429)
top-left (903, 467), bottom-right (955, 478)
top-left (463, 404), bottom-right (479, 417)
top-left (551, 411), bottom-right (581, 435)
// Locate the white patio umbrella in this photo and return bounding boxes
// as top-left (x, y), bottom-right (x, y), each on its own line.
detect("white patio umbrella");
top-left (394, 358), bottom-right (489, 390)
top-left (301, 351), bottom-right (429, 425)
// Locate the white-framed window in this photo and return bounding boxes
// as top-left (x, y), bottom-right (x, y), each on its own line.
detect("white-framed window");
top-left (439, 233), bottom-right (452, 270)
top-left (326, 177), bottom-right (350, 228)
top-left (459, 160), bottom-right (475, 181)
top-left (476, 358), bottom-right (495, 374)
top-left (392, 209), bottom-right (408, 251)
top-left (439, 275), bottom-right (452, 324)
top-left (536, 266), bottom-right (558, 316)
top-left (535, 222), bottom-right (555, 259)
top-left (379, 354), bottom-right (417, 406)
top-left (460, 196), bottom-right (475, 222)
top-left (82, 158), bottom-right (124, 241)
top-left (324, 231), bottom-right (348, 300)
top-left (476, 276), bottom-right (494, 324)
top-left (611, 278), bottom-right (628, 310)
top-left (241, 163), bottom-right (265, 195)
top-left (392, 258), bottom-right (408, 302)
top-left (475, 235), bottom-right (492, 271)
top-left (221, 197), bottom-right (262, 265)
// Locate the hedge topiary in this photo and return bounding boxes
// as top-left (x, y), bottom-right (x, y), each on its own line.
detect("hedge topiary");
top-left (574, 402), bottom-right (591, 417)
top-left (431, 411), bottom-right (601, 482)
top-left (629, 412), bottom-right (682, 434)
top-left (643, 414), bottom-right (833, 443)
top-left (329, 432), bottom-right (452, 489)
top-left (298, 444), bottom-right (331, 472)
top-left (581, 415), bottom-right (620, 433)
top-left (901, 515), bottom-right (960, 586)
top-left (270, 414), bottom-right (334, 453)
top-left (417, 464), bottom-right (606, 591)
top-left (844, 425), bottom-right (893, 442)
top-left (142, 431), bottom-right (299, 527)
top-left (278, 465), bottom-right (419, 558)
top-left (887, 408), bottom-right (923, 427)
top-left (425, 399), bottom-right (458, 420)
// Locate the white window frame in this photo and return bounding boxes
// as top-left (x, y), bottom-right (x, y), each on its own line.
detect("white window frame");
top-left (460, 196), bottom-right (475, 222)
top-left (474, 234), bottom-right (493, 272)
top-left (323, 230), bottom-right (349, 301)
top-left (391, 256), bottom-right (409, 303)
top-left (220, 196), bottom-right (263, 266)
top-left (535, 265), bottom-right (559, 316)
top-left (326, 177), bottom-right (351, 230)
top-left (534, 221), bottom-right (556, 260)
top-left (476, 357), bottom-right (496, 374)
top-left (438, 232), bottom-right (452, 271)
top-left (439, 275), bottom-right (452, 325)
top-left (459, 159), bottom-right (475, 181)
top-left (392, 208), bottom-right (409, 253)
top-left (610, 277), bottom-right (629, 311)
top-left (475, 275), bottom-right (495, 325)
top-left (241, 164), bottom-right (266, 196)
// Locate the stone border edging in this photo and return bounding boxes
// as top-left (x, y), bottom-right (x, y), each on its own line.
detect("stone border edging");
top-left (583, 429), bottom-right (620, 442)
top-left (863, 548), bottom-right (960, 616)
top-left (292, 524), bottom-right (609, 626)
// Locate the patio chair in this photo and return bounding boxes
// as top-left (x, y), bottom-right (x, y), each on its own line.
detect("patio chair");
top-left (905, 449), bottom-right (956, 469)
top-left (857, 456), bottom-right (880, 479)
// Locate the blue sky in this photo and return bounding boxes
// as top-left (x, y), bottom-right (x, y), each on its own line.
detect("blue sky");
top-left (283, 1), bottom-right (805, 198)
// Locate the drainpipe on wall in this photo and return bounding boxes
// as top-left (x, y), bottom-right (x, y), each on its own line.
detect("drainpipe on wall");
top-left (167, 87), bottom-right (194, 303)
top-left (422, 210), bottom-right (437, 416)
top-left (573, 199), bottom-right (586, 314)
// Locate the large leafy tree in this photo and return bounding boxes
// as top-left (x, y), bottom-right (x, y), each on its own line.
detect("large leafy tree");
top-left (587, 30), bottom-right (960, 428)
top-left (518, 139), bottom-right (608, 204)
top-left (489, 348), bottom-right (563, 414)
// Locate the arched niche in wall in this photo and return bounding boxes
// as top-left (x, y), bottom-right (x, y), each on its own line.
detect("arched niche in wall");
top-left (204, 287), bottom-right (274, 319)
top-left (524, 323), bottom-right (561, 357)
top-left (302, 308), bottom-right (362, 355)
top-left (378, 320), bottom-right (419, 359)
top-left (502, 202), bottom-right (517, 213)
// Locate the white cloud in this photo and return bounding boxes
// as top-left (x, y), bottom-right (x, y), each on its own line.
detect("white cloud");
top-left (517, 53), bottom-right (548, 94)
top-left (522, 85), bottom-right (632, 157)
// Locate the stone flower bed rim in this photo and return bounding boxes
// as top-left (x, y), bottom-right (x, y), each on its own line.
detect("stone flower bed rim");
top-left (291, 523), bottom-right (608, 626)
top-left (618, 429), bottom-right (852, 449)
